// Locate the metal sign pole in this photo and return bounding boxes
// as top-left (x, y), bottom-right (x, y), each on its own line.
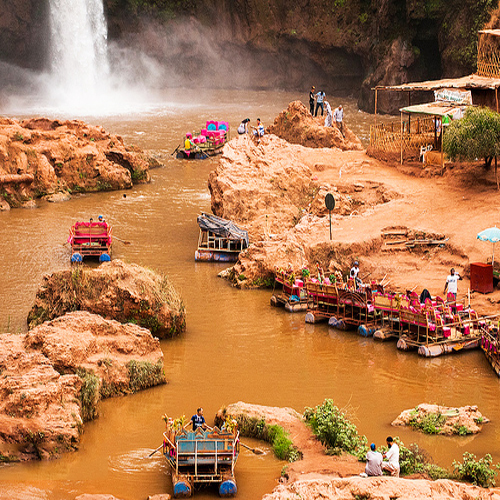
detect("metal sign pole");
top-left (325, 193), bottom-right (335, 241)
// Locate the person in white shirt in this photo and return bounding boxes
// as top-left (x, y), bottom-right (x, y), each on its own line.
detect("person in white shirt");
top-left (350, 261), bottom-right (361, 288)
top-left (444, 268), bottom-right (462, 300)
top-left (333, 105), bottom-right (344, 137)
top-left (382, 436), bottom-right (400, 477)
top-left (365, 443), bottom-right (383, 476)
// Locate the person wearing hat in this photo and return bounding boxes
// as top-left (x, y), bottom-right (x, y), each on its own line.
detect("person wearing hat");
top-left (382, 436), bottom-right (400, 477)
top-left (309, 86), bottom-right (316, 115)
top-left (365, 443), bottom-right (383, 476)
top-left (237, 118), bottom-right (250, 135)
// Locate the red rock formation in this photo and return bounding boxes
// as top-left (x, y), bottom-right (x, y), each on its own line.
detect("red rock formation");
top-left (267, 101), bottom-right (363, 151)
top-left (28, 260), bottom-right (186, 339)
top-left (0, 311), bottom-right (165, 461)
top-left (0, 118), bottom-right (159, 208)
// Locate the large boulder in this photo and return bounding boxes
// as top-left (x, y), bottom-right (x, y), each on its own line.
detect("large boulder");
top-left (0, 118), bottom-right (160, 208)
top-left (28, 260), bottom-right (186, 338)
top-left (267, 101), bottom-right (363, 151)
top-left (0, 311), bottom-right (165, 461)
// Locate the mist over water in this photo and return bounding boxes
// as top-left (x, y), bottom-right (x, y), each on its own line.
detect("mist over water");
top-left (0, 0), bottom-right (166, 117)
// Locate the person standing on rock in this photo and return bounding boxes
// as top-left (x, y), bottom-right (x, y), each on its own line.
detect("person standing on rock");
top-left (315, 90), bottom-right (325, 117)
top-left (365, 443), bottom-right (383, 476)
top-left (333, 105), bottom-right (344, 137)
top-left (382, 436), bottom-right (400, 477)
top-left (324, 101), bottom-right (333, 127)
top-left (309, 86), bottom-right (316, 115)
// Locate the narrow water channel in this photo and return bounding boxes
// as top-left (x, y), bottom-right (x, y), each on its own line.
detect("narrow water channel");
top-left (0, 90), bottom-right (499, 499)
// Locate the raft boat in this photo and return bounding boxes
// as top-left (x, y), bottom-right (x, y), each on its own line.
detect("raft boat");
top-left (163, 425), bottom-right (239, 498)
top-left (176, 120), bottom-right (229, 160)
top-left (195, 213), bottom-right (248, 262)
top-left (270, 268), bottom-right (311, 312)
top-left (68, 219), bottom-right (112, 263)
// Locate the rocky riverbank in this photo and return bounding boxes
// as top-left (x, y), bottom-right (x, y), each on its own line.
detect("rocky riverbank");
top-left (0, 311), bottom-right (165, 461)
top-left (0, 118), bottom-right (160, 210)
top-left (210, 103), bottom-right (500, 316)
top-left (219, 402), bottom-right (500, 500)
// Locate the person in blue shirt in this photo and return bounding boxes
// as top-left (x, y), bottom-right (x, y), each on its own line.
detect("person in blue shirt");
top-left (191, 407), bottom-right (207, 431)
top-left (315, 90), bottom-right (326, 117)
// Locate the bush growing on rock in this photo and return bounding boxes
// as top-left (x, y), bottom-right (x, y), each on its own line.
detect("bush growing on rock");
top-left (453, 452), bottom-right (500, 487)
top-left (304, 399), bottom-right (367, 459)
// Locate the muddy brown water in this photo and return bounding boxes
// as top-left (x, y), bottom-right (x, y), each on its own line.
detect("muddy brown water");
top-left (0, 90), bottom-right (499, 499)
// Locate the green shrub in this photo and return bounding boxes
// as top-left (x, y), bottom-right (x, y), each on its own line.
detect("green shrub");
top-left (409, 411), bottom-right (446, 434)
top-left (77, 368), bottom-right (100, 422)
top-left (267, 424), bottom-right (301, 462)
top-left (453, 452), bottom-right (500, 487)
top-left (127, 360), bottom-right (166, 392)
top-left (304, 399), bottom-right (367, 459)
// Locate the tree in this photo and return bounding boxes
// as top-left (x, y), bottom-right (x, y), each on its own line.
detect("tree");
top-left (443, 106), bottom-right (500, 189)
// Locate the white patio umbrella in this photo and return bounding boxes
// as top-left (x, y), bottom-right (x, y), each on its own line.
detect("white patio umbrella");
top-left (477, 226), bottom-right (500, 266)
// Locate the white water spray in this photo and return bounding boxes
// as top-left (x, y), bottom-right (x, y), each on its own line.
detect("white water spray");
top-left (48, 0), bottom-right (110, 107)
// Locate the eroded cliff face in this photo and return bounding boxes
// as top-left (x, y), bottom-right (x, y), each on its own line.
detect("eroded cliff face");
top-left (0, 0), bottom-right (498, 113)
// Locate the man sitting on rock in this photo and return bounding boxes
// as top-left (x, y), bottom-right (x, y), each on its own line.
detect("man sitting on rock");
top-left (382, 436), bottom-right (400, 477)
top-left (365, 443), bottom-right (383, 476)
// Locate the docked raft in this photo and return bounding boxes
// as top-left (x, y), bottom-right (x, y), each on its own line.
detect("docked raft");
top-left (271, 268), bottom-right (311, 312)
top-left (195, 213), bottom-right (249, 262)
top-left (68, 219), bottom-right (112, 263)
top-left (163, 425), bottom-right (239, 498)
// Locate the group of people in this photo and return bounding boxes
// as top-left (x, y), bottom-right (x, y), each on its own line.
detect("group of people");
top-left (237, 117), bottom-right (265, 142)
top-left (309, 86), bottom-right (344, 136)
top-left (363, 436), bottom-right (400, 477)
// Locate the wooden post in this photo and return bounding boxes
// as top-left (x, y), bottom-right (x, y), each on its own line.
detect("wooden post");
top-left (374, 89), bottom-right (378, 126)
top-left (496, 87), bottom-right (499, 113)
top-left (400, 112), bottom-right (403, 165)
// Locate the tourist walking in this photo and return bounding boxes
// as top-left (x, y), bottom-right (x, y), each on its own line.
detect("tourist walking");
top-left (333, 104), bottom-right (344, 136)
top-left (309, 86), bottom-right (316, 115)
top-left (444, 268), bottom-right (462, 300)
top-left (315, 90), bottom-right (325, 117)
top-left (382, 436), bottom-right (400, 477)
top-left (324, 101), bottom-right (333, 127)
top-left (365, 443), bottom-right (383, 476)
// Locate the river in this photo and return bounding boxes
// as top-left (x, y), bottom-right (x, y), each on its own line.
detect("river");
top-left (0, 90), bottom-right (499, 499)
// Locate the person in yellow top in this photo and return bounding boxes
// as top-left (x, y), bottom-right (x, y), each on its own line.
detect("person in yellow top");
top-left (185, 132), bottom-right (194, 151)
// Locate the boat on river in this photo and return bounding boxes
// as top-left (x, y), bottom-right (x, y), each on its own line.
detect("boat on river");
top-left (163, 422), bottom-right (239, 498)
top-left (68, 219), bottom-right (112, 263)
top-left (195, 213), bottom-right (248, 262)
top-left (176, 120), bottom-right (229, 160)
top-left (271, 267), bottom-right (311, 312)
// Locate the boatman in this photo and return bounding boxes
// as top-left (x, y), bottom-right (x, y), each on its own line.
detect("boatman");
top-left (190, 407), bottom-right (207, 431)
top-left (350, 261), bottom-right (361, 288)
top-left (444, 268), bottom-right (462, 300)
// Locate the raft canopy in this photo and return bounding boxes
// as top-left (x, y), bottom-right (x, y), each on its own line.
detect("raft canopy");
top-left (197, 212), bottom-right (249, 248)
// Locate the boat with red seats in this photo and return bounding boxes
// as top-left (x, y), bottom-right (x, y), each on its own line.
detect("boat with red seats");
top-left (68, 217), bottom-right (112, 263)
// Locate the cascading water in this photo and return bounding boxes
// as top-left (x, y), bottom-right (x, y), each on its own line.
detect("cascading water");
top-left (48, 0), bottom-right (110, 107)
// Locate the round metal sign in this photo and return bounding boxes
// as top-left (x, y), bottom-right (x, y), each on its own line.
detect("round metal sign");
top-left (325, 193), bottom-right (335, 211)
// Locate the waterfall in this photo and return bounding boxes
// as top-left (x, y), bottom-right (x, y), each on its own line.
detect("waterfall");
top-left (48, 0), bottom-right (110, 104)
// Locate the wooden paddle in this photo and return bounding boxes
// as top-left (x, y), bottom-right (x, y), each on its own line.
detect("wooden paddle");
top-left (240, 442), bottom-right (264, 455)
top-left (114, 236), bottom-right (131, 245)
top-left (144, 444), bottom-right (163, 459)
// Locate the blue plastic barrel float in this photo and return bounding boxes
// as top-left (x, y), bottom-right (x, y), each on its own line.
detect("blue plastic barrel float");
top-left (172, 476), bottom-right (192, 498)
top-left (99, 253), bottom-right (111, 262)
top-left (71, 252), bottom-right (83, 263)
top-left (219, 476), bottom-right (237, 497)
top-left (358, 324), bottom-right (375, 337)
